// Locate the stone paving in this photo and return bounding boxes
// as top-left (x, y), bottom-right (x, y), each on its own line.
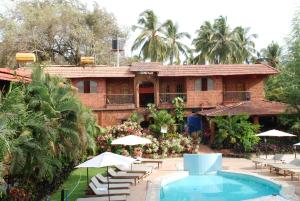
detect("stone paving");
top-left (126, 155), bottom-right (300, 201)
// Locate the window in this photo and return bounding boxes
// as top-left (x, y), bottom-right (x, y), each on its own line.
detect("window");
top-left (76, 80), bottom-right (98, 93)
top-left (195, 78), bottom-right (214, 91)
top-left (176, 83), bottom-right (184, 93)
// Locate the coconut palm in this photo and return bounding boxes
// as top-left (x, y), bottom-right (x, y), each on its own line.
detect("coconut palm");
top-left (261, 41), bottom-right (282, 67)
top-left (162, 20), bottom-right (191, 64)
top-left (131, 10), bottom-right (166, 62)
top-left (233, 26), bottom-right (257, 63)
top-left (193, 16), bottom-right (257, 64)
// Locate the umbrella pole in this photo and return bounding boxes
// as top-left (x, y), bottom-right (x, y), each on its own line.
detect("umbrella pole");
top-left (264, 138), bottom-right (267, 159)
top-left (87, 168), bottom-right (89, 187)
top-left (107, 166), bottom-right (110, 201)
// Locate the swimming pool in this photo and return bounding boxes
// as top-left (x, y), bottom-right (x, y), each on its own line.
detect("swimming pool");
top-left (160, 171), bottom-right (281, 201)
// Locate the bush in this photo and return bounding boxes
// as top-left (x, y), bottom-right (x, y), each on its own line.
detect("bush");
top-left (212, 115), bottom-right (260, 152)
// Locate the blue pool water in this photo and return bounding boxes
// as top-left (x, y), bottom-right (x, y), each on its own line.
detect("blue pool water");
top-left (160, 172), bottom-right (281, 201)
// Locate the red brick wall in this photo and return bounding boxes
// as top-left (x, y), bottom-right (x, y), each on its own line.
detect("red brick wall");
top-left (245, 76), bottom-right (265, 101)
top-left (106, 78), bottom-right (134, 94)
top-left (97, 110), bottom-right (134, 127)
top-left (159, 77), bottom-right (185, 93)
top-left (71, 78), bottom-right (106, 109)
top-left (186, 76), bottom-right (223, 107)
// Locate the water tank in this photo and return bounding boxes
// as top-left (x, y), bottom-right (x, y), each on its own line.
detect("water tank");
top-left (80, 57), bottom-right (95, 65)
top-left (16, 53), bottom-right (36, 62)
top-left (112, 39), bottom-right (125, 51)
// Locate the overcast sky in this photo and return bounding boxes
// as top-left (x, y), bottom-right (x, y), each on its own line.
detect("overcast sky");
top-left (93, 0), bottom-right (299, 57)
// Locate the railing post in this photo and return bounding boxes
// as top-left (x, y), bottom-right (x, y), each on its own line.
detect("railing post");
top-left (61, 189), bottom-right (64, 201)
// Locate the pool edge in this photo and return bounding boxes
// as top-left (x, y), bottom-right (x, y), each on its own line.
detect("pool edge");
top-left (146, 170), bottom-right (299, 201)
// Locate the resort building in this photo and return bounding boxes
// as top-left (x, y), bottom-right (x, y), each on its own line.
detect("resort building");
top-left (17, 62), bottom-right (286, 142)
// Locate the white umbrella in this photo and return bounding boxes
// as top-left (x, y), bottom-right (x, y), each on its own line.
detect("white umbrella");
top-left (111, 135), bottom-right (152, 145)
top-left (256, 129), bottom-right (296, 158)
top-left (75, 152), bottom-right (136, 201)
top-left (256, 129), bottom-right (296, 137)
top-left (293, 143), bottom-right (300, 158)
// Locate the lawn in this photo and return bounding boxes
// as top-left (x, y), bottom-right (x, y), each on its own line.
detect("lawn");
top-left (51, 167), bottom-right (105, 201)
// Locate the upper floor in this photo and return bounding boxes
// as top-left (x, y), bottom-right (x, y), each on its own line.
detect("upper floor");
top-left (37, 63), bottom-right (277, 110)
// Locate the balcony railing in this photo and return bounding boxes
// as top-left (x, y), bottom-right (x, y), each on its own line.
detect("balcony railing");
top-left (106, 94), bottom-right (134, 104)
top-left (159, 93), bottom-right (187, 103)
top-left (223, 91), bottom-right (251, 102)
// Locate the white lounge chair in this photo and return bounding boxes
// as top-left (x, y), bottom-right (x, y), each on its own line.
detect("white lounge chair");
top-left (108, 169), bottom-right (144, 185)
top-left (89, 182), bottom-right (130, 196)
top-left (91, 176), bottom-right (130, 189)
top-left (115, 164), bottom-right (153, 174)
top-left (96, 174), bottom-right (134, 185)
top-left (77, 195), bottom-right (127, 201)
top-left (252, 154), bottom-right (284, 169)
top-left (269, 158), bottom-right (300, 175)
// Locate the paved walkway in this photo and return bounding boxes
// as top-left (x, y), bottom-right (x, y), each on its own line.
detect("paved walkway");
top-left (127, 155), bottom-right (300, 201)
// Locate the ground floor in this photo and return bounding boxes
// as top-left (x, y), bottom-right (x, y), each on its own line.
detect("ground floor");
top-left (126, 155), bottom-right (300, 201)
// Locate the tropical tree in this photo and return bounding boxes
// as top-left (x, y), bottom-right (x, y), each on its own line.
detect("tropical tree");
top-left (0, 66), bottom-right (98, 200)
top-left (131, 10), bottom-right (166, 62)
top-left (261, 41), bottom-right (282, 67)
top-left (192, 16), bottom-right (257, 64)
top-left (0, 0), bottom-right (124, 66)
top-left (163, 20), bottom-right (191, 64)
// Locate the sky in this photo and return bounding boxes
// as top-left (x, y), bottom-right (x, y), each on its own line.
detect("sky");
top-left (92, 0), bottom-right (299, 57)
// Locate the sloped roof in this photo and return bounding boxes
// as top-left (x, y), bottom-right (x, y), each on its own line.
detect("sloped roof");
top-left (19, 66), bottom-right (135, 78)
top-left (198, 100), bottom-right (287, 117)
top-left (0, 68), bottom-right (31, 82)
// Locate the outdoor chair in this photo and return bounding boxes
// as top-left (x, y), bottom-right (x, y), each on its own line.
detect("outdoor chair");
top-left (115, 164), bottom-right (153, 174)
top-left (96, 174), bottom-right (135, 185)
top-left (269, 158), bottom-right (300, 175)
top-left (134, 158), bottom-right (163, 169)
top-left (77, 195), bottom-right (127, 201)
top-left (89, 182), bottom-right (130, 196)
top-left (252, 154), bottom-right (285, 169)
top-left (91, 176), bottom-right (130, 189)
top-left (108, 169), bottom-right (144, 185)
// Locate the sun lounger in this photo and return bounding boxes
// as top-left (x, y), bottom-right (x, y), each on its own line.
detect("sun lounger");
top-left (96, 174), bottom-right (134, 185)
top-left (135, 158), bottom-right (163, 168)
top-left (91, 176), bottom-right (130, 189)
top-left (108, 169), bottom-right (144, 185)
top-left (115, 164), bottom-right (153, 174)
top-left (89, 182), bottom-right (130, 196)
top-left (269, 159), bottom-right (300, 174)
top-left (285, 168), bottom-right (300, 180)
top-left (252, 154), bottom-right (284, 169)
top-left (77, 195), bottom-right (127, 201)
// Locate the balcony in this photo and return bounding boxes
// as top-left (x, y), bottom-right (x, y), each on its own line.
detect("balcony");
top-left (159, 93), bottom-right (187, 104)
top-left (223, 91), bottom-right (251, 102)
top-left (106, 94), bottom-right (134, 104)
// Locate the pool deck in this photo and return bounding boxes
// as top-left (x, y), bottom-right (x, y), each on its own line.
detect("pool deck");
top-left (127, 155), bottom-right (300, 201)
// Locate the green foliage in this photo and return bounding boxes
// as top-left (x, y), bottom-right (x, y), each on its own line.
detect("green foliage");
top-left (0, 0), bottom-right (124, 66)
top-left (172, 97), bottom-right (185, 132)
top-left (192, 16), bottom-right (257, 64)
top-left (0, 66), bottom-right (98, 200)
top-left (128, 112), bottom-right (144, 124)
top-left (147, 104), bottom-right (176, 137)
top-left (212, 115), bottom-right (260, 152)
top-left (132, 10), bottom-right (190, 64)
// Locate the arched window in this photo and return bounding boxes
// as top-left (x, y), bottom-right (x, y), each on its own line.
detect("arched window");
top-left (195, 78), bottom-right (214, 91)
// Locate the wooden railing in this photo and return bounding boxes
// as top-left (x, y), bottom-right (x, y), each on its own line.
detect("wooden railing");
top-left (223, 91), bottom-right (251, 102)
top-left (159, 93), bottom-right (187, 103)
top-left (106, 94), bottom-right (134, 104)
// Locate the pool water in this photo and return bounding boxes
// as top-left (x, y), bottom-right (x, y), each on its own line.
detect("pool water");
top-left (160, 172), bottom-right (280, 201)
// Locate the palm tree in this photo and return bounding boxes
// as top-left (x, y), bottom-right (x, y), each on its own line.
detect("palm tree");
top-left (193, 16), bottom-right (257, 64)
top-left (131, 10), bottom-right (166, 62)
top-left (162, 20), bottom-right (191, 64)
top-left (233, 26), bottom-right (257, 63)
top-left (261, 41), bottom-right (282, 67)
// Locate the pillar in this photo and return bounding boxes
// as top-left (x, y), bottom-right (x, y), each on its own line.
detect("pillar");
top-left (253, 116), bottom-right (260, 125)
top-left (209, 120), bottom-right (216, 145)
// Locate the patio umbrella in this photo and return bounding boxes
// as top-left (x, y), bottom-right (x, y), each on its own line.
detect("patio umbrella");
top-left (75, 152), bottom-right (136, 201)
top-left (293, 142), bottom-right (300, 158)
top-left (256, 129), bottom-right (296, 158)
top-left (111, 135), bottom-right (152, 146)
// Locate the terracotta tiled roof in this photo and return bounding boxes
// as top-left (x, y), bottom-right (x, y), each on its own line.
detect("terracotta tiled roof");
top-left (0, 68), bottom-right (31, 82)
top-left (130, 62), bottom-right (163, 72)
top-left (198, 100), bottom-right (287, 116)
top-left (19, 66), bottom-right (135, 78)
top-left (156, 64), bottom-right (278, 77)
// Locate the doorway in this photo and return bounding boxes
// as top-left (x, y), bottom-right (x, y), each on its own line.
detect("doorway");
top-left (139, 82), bottom-right (154, 107)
